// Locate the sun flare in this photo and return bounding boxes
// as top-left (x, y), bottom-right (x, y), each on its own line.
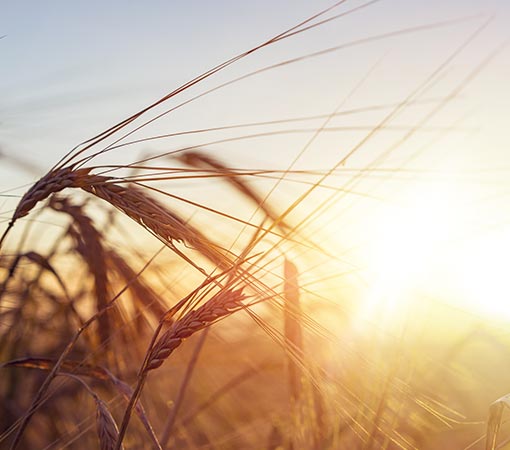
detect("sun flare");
top-left (2, 1), bottom-right (510, 449)
top-left (357, 179), bottom-right (510, 325)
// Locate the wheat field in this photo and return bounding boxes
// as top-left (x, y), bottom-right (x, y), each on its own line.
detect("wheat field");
top-left (1, 1), bottom-right (510, 449)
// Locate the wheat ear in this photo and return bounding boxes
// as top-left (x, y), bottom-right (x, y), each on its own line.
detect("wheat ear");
top-left (114, 288), bottom-right (245, 450)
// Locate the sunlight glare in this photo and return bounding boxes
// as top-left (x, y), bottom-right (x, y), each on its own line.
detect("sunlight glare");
top-left (355, 179), bottom-right (510, 326)
top-left (357, 186), bottom-right (458, 325)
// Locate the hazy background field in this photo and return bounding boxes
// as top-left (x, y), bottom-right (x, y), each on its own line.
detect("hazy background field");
top-left (1, 1), bottom-right (510, 449)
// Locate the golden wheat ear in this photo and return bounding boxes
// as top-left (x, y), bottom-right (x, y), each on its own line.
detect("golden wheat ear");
top-left (114, 287), bottom-right (246, 449)
top-left (0, 167), bottom-right (94, 251)
top-left (283, 258), bottom-right (328, 449)
top-left (94, 397), bottom-right (124, 450)
top-left (486, 394), bottom-right (510, 450)
top-left (146, 288), bottom-right (246, 371)
top-left (48, 371), bottom-right (125, 450)
top-left (49, 196), bottom-right (113, 358)
top-left (82, 177), bottom-right (234, 270)
top-left (178, 150), bottom-right (288, 229)
top-left (283, 258), bottom-right (304, 403)
top-left (1, 357), bottom-right (161, 449)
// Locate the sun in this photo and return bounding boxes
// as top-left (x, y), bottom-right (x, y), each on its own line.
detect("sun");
top-left (355, 179), bottom-right (510, 327)
top-left (433, 226), bottom-right (510, 321)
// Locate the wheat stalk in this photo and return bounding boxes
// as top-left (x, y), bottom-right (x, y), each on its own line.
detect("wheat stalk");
top-left (1, 357), bottom-right (161, 449)
top-left (0, 167), bottom-right (96, 249)
top-left (179, 150), bottom-right (288, 229)
top-left (95, 397), bottom-right (124, 450)
top-left (82, 177), bottom-right (232, 269)
top-left (50, 196), bottom-right (112, 353)
top-left (6, 248), bottom-right (164, 450)
top-left (114, 287), bottom-right (245, 450)
top-left (486, 394), bottom-right (510, 450)
top-left (106, 249), bottom-right (167, 319)
top-left (46, 371), bottom-right (125, 450)
top-left (147, 288), bottom-right (244, 371)
top-left (283, 258), bottom-right (303, 404)
top-left (3, 163), bottom-right (232, 269)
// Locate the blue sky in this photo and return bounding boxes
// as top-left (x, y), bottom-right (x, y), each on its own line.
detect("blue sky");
top-left (1, 0), bottom-right (508, 190)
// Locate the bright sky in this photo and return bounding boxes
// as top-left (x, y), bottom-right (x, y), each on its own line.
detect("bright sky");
top-left (1, 1), bottom-right (508, 179)
top-left (1, 1), bottom-right (510, 321)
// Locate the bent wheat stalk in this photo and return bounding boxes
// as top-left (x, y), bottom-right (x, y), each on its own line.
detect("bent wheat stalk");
top-left (114, 287), bottom-right (246, 450)
top-left (283, 258), bottom-right (304, 404)
top-left (0, 167), bottom-right (92, 249)
top-left (54, 372), bottom-right (125, 450)
top-left (50, 197), bottom-right (112, 352)
top-left (159, 328), bottom-right (209, 448)
top-left (95, 396), bottom-right (123, 450)
top-left (486, 394), bottom-right (510, 450)
top-left (1, 357), bottom-right (161, 449)
top-left (7, 248), bottom-right (164, 450)
top-left (1, 169), bottom-right (232, 274)
top-left (82, 177), bottom-right (232, 269)
top-left (179, 150), bottom-right (288, 230)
